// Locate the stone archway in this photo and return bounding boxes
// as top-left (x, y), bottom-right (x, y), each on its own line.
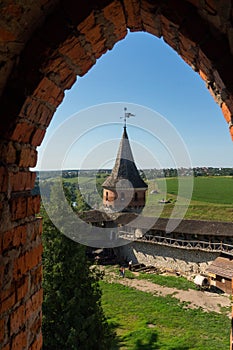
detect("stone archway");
top-left (0, 1), bottom-right (232, 349)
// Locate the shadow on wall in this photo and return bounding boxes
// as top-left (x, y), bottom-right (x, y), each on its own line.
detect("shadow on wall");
top-left (114, 245), bottom-right (139, 265)
top-left (115, 241), bottom-right (221, 275)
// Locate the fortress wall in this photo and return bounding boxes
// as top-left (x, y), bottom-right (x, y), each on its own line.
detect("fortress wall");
top-left (116, 241), bottom-right (219, 276)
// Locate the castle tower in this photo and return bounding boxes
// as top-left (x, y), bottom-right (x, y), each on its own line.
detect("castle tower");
top-left (102, 114), bottom-right (148, 213)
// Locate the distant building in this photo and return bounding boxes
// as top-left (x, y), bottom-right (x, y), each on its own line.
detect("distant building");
top-left (102, 123), bottom-right (148, 213)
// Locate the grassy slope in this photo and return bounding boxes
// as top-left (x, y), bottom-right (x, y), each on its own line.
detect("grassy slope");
top-left (100, 281), bottom-right (230, 350)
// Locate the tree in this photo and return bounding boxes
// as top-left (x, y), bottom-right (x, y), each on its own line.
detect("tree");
top-left (41, 182), bottom-right (114, 349)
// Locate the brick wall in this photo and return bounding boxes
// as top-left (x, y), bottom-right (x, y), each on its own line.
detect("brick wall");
top-left (103, 188), bottom-right (146, 211)
top-left (0, 217), bottom-right (43, 349)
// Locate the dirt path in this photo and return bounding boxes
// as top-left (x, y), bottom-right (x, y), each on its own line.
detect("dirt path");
top-left (103, 268), bottom-right (231, 316)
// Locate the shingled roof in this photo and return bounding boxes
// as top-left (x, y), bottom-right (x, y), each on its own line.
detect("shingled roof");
top-left (206, 256), bottom-right (233, 279)
top-left (80, 211), bottom-right (233, 236)
top-left (102, 127), bottom-right (148, 189)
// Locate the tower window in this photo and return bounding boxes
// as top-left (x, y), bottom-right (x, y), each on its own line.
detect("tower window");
top-left (134, 192), bottom-right (138, 201)
top-left (106, 191), bottom-right (109, 201)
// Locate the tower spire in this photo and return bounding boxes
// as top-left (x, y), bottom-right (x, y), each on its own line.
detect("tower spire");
top-left (102, 114), bottom-right (148, 213)
top-left (121, 107), bottom-right (135, 129)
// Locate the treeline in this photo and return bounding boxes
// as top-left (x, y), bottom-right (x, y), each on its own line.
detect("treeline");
top-left (41, 183), bottom-right (116, 349)
top-left (36, 167), bottom-right (233, 181)
top-left (142, 167), bottom-right (233, 179)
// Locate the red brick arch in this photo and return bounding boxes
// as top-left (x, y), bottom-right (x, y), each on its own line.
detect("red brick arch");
top-left (0, 1), bottom-right (233, 349)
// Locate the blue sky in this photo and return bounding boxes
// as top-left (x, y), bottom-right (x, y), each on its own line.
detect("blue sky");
top-left (37, 32), bottom-right (232, 170)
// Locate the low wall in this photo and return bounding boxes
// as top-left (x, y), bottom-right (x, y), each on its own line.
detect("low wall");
top-left (116, 241), bottom-right (220, 276)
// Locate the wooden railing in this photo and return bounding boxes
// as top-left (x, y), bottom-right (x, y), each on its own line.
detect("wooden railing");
top-left (118, 230), bottom-right (233, 255)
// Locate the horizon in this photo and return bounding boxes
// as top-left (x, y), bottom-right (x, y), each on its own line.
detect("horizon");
top-left (37, 166), bottom-right (232, 172)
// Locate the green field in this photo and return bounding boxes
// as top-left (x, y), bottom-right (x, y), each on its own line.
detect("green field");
top-left (100, 281), bottom-right (230, 350)
top-left (162, 176), bottom-right (233, 204)
top-left (144, 176), bottom-right (233, 222)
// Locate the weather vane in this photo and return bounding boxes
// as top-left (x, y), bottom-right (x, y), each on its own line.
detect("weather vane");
top-left (121, 107), bottom-right (135, 128)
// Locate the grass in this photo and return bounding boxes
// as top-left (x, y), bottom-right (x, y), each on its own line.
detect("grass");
top-left (165, 176), bottom-right (233, 205)
top-left (100, 281), bottom-right (230, 350)
top-left (143, 201), bottom-right (233, 222)
top-left (137, 273), bottom-right (196, 291)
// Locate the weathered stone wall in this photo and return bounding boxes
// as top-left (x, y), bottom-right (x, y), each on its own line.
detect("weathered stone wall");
top-left (116, 241), bottom-right (219, 276)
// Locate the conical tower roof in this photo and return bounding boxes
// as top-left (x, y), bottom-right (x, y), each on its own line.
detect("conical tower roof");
top-left (102, 127), bottom-right (148, 189)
